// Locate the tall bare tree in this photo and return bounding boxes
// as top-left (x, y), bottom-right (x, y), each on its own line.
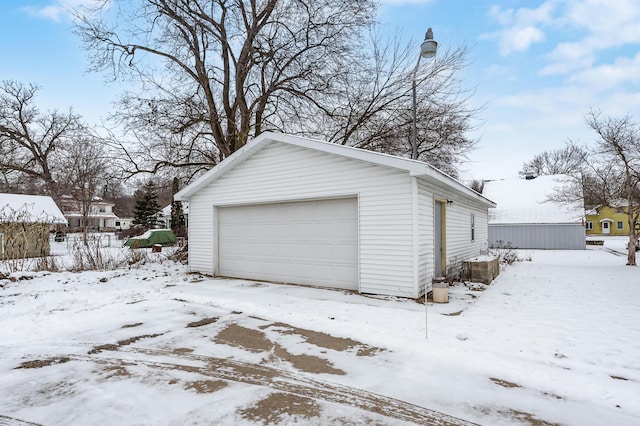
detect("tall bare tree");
top-left (301, 33), bottom-right (479, 177)
top-left (75, 1), bottom-right (480, 180)
top-left (586, 110), bottom-right (640, 265)
top-left (75, 0), bottom-right (376, 172)
top-left (0, 80), bottom-right (83, 202)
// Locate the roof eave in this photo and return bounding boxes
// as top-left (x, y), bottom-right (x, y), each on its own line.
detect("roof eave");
top-left (174, 131), bottom-right (496, 208)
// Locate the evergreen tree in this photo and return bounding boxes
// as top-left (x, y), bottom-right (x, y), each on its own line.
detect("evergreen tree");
top-left (132, 181), bottom-right (161, 228)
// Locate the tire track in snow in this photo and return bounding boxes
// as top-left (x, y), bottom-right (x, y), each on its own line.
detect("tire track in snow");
top-left (79, 347), bottom-right (477, 426)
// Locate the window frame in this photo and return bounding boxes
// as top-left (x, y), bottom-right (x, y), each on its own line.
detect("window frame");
top-left (470, 213), bottom-right (475, 242)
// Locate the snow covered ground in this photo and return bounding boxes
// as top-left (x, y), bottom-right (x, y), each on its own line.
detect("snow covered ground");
top-left (1, 236), bottom-right (639, 425)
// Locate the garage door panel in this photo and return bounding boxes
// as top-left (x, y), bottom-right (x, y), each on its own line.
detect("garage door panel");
top-left (218, 198), bottom-right (358, 290)
top-left (221, 225), bottom-right (355, 241)
top-left (221, 242), bottom-right (355, 260)
top-left (220, 261), bottom-right (356, 289)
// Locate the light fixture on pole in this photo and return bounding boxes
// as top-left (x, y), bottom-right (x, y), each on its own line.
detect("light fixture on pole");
top-left (414, 28), bottom-right (437, 340)
top-left (411, 27), bottom-right (438, 160)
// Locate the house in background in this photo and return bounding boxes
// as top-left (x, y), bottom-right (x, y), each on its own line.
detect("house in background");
top-left (586, 204), bottom-right (638, 235)
top-left (115, 217), bottom-right (134, 231)
top-left (60, 195), bottom-right (120, 232)
top-left (482, 174), bottom-right (585, 250)
top-left (175, 132), bottom-right (495, 298)
top-left (0, 193), bottom-right (67, 259)
top-left (159, 202), bottom-right (189, 229)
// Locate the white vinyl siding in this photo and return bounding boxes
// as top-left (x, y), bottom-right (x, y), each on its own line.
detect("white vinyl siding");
top-left (445, 198), bottom-right (490, 274)
top-left (187, 191), bottom-right (217, 275)
top-left (417, 180), bottom-right (489, 290)
top-left (417, 181), bottom-right (434, 295)
top-left (187, 141), bottom-right (415, 297)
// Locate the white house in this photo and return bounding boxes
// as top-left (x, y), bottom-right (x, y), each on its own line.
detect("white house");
top-left (60, 195), bottom-right (120, 231)
top-left (175, 132), bottom-right (495, 298)
top-left (159, 202), bottom-right (189, 229)
top-left (115, 218), bottom-right (134, 231)
top-left (482, 174), bottom-right (585, 250)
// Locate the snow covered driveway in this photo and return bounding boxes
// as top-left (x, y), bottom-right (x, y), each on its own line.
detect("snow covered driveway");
top-left (1, 240), bottom-right (639, 425)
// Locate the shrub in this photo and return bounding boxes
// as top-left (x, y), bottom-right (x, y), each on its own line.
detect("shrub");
top-left (488, 240), bottom-right (526, 265)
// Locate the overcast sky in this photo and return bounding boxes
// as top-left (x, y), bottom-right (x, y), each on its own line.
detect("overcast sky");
top-left (2, 0), bottom-right (639, 181)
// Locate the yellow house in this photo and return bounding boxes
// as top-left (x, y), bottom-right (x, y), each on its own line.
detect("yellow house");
top-left (586, 205), bottom-right (636, 236)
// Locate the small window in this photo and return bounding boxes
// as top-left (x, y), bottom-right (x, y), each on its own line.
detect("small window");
top-left (617, 221), bottom-right (624, 230)
top-left (471, 214), bottom-right (475, 241)
top-left (585, 221), bottom-right (593, 230)
top-left (99, 208), bottom-right (106, 213)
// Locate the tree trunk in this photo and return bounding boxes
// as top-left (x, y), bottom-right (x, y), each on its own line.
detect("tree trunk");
top-left (628, 208), bottom-right (638, 266)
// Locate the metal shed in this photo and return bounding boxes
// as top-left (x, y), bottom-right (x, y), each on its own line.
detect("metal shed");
top-left (483, 175), bottom-right (585, 250)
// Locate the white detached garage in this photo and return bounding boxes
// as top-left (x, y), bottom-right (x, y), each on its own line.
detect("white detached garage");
top-left (175, 132), bottom-right (495, 298)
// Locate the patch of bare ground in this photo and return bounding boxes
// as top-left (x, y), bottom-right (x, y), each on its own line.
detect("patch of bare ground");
top-left (443, 310), bottom-right (464, 316)
top-left (88, 333), bottom-right (163, 354)
top-left (214, 324), bottom-right (274, 352)
top-left (480, 408), bottom-right (560, 426)
top-left (214, 324), bottom-right (346, 375)
top-left (101, 364), bottom-right (132, 378)
top-left (610, 375), bottom-right (628, 381)
top-left (173, 347), bottom-right (193, 354)
top-left (542, 392), bottom-right (563, 400)
top-left (121, 322), bottom-right (143, 329)
top-left (273, 346), bottom-right (345, 375)
top-left (185, 379), bottom-right (228, 393)
top-left (15, 357), bottom-right (70, 369)
top-left (186, 317), bottom-right (219, 328)
top-left (265, 322), bottom-right (384, 356)
top-left (239, 392), bottom-right (320, 425)
top-left (490, 377), bottom-right (521, 388)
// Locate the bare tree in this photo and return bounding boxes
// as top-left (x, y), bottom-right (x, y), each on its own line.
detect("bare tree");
top-left (469, 179), bottom-right (484, 194)
top-left (518, 141), bottom-right (614, 207)
top-left (586, 110), bottom-right (640, 265)
top-left (0, 80), bottom-right (123, 231)
top-left (520, 142), bottom-right (588, 177)
top-left (0, 80), bottom-right (83, 203)
top-left (75, 1), bottom-right (479, 180)
top-left (75, 0), bottom-right (376, 173)
top-left (302, 34), bottom-right (479, 178)
top-left (59, 136), bottom-right (112, 242)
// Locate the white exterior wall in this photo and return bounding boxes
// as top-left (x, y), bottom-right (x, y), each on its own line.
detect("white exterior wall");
top-left (187, 141), bottom-right (417, 297)
top-left (418, 180), bottom-right (489, 292)
top-left (417, 181), bottom-right (434, 295)
top-left (444, 195), bottom-right (489, 272)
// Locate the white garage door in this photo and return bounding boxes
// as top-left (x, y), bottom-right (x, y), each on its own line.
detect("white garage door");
top-left (218, 198), bottom-right (358, 290)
